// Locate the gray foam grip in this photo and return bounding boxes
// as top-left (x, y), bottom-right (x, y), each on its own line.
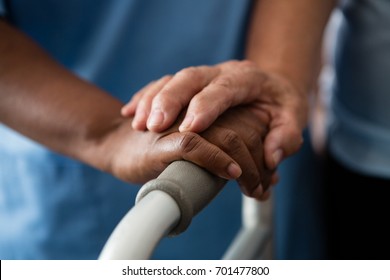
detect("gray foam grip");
top-left (135, 161), bottom-right (226, 236)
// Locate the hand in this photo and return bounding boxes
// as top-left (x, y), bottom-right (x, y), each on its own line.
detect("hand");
top-left (121, 60), bottom-right (308, 170)
top-left (102, 117), bottom-right (241, 185)
top-left (200, 105), bottom-right (274, 200)
top-left (106, 106), bottom-right (272, 200)
top-left (201, 105), bottom-right (278, 200)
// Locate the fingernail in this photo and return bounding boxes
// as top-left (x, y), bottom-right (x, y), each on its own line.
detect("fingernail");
top-left (147, 109), bottom-right (164, 128)
top-left (272, 149), bottom-right (283, 168)
top-left (227, 163), bottom-right (242, 178)
top-left (179, 114), bottom-right (194, 132)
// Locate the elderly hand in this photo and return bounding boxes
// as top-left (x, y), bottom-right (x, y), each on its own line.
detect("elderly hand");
top-left (121, 60), bottom-right (307, 171)
top-left (110, 105), bottom-right (273, 200)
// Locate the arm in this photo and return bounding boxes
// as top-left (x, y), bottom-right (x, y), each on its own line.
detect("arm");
top-left (245, 0), bottom-right (336, 168)
top-left (0, 20), bottom-right (122, 171)
top-left (0, 20), bottom-right (243, 184)
top-left (247, 0), bottom-right (336, 95)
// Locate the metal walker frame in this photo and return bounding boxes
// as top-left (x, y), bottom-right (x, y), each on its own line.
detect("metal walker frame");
top-left (99, 161), bottom-right (272, 260)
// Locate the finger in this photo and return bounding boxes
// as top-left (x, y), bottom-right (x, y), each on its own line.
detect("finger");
top-left (210, 106), bottom-right (272, 193)
top-left (263, 116), bottom-right (304, 170)
top-left (201, 127), bottom-right (261, 197)
top-left (121, 83), bottom-right (154, 117)
top-left (158, 131), bottom-right (242, 180)
top-left (228, 112), bottom-right (270, 190)
top-left (258, 188), bottom-right (272, 201)
top-left (147, 66), bottom-right (219, 132)
top-left (242, 171), bottom-right (276, 201)
top-left (131, 76), bottom-right (172, 130)
top-left (121, 95), bottom-right (139, 117)
top-left (256, 172), bottom-right (278, 201)
top-left (179, 72), bottom-right (262, 132)
top-left (121, 79), bottom-right (167, 117)
top-left (270, 171), bottom-right (279, 186)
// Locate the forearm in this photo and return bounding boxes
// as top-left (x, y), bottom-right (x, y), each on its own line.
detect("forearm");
top-left (246, 0), bottom-right (337, 94)
top-left (0, 20), bottom-right (125, 172)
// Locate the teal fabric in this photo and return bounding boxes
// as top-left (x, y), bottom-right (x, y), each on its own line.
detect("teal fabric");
top-left (0, 0), bottom-right (251, 259)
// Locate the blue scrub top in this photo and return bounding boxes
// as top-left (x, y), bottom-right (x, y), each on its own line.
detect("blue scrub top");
top-left (0, 0), bottom-right (252, 259)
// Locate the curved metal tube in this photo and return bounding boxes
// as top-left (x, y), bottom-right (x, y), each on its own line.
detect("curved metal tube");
top-left (99, 161), bottom-right (225, 259)
top-left (99, 161), bottom-right (272, 260)
top-left (98, 190), bottom-right (180, 260)
top-left (222, 196), bottom-right (273, 260)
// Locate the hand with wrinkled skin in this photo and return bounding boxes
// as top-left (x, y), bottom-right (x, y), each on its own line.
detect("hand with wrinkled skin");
top-left (104, 116), bottom-right (241, 185)
top-left (196, 105), bottom-right (274, 200)
top-left (112, 106), bottom-right (273, 201)
top-left (121, 0), bottom-right (337, 173)
top-left (121, 60), bottom-right (307, 171)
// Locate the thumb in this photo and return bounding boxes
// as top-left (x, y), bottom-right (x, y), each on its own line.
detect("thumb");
top-left (263, 120), bottom-right (304, 170)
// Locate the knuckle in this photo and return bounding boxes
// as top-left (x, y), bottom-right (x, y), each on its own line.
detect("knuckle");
top-left (190, 93), bottom-right (213, 111)
top-left (178, 132), bottom-right (201, 154)
top-left (153, 91), bottom-right (178, 108)
top-left (224, 60), bottom-right (239, 67)
top-left (222, 130), bottom-right (242, 151)
top-left (160, 74), bottom-right (173, 82)
top-left (205, 149), bottom-right (223, 166)
top-left (212, 75), bottom-right (234, 91)
top-left (246, 129), bottom-right (262, 151)
top-left (240, 59), bottom-right (256, 68)
top-left (137, 96), bottom-right (151, 109)
top-left (176, 67), bottom-right (202, 83)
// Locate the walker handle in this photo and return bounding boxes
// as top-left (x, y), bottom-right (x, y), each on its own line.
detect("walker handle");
top-left (136, 160), bottom-right (226, 235)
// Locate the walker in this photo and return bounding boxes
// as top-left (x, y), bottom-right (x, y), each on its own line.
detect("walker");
top-left (98, 161), bottom-right (272, 259)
